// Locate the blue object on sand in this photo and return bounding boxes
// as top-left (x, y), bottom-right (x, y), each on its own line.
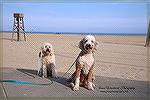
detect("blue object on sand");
top-left (0, 80), bottom-right (53, 85)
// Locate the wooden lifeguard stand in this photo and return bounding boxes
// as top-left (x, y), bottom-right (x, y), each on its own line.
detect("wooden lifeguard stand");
top-left (145, 21), bottom-right (150, 47)
top-left (12, 13), bottom-right (26, 41)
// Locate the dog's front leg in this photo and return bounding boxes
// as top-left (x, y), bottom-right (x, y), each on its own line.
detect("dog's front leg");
top-left (73, 63), bottom-right (82, 91)
top-left (43, 64), bottom-right (47, 78)
top-left (51, 63), bottom-right (57, 78)
top-left (87, 66), bottom-right (95, 91)
top-left (37, 56), bottom-right (42, 76)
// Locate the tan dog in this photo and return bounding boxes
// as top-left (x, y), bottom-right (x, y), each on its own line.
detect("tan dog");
top-left (70, 35), bottom-right (98, 91)
top-left (37, 43), bottom-right (57, 78)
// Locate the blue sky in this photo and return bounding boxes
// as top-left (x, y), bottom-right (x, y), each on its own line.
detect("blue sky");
top-left (2, 3), bottom-right (148, 34)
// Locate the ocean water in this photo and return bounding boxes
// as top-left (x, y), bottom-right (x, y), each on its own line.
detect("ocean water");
top-left (2, 31), bottom-right (147, 36)
top-left (30, 31), bottom-right (147, 36)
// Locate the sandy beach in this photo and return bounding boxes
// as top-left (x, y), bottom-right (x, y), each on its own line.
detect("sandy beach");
top-left (1, 32), bottom-right (149, 82)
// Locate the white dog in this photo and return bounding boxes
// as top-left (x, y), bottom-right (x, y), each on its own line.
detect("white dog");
top-left (37, 43), bottom-right (57, 78)
top-left (70, 35), bottom-right (98, 91)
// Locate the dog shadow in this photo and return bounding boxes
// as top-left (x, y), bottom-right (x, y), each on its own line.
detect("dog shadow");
top-left (16, 68), bottom-right (71, 87)
top-left (50, 77), bottom-right (68, 86)
top-left (48, 72), bottom-right (72, 87)
top-left (17, 68), bottom-right (38, 75)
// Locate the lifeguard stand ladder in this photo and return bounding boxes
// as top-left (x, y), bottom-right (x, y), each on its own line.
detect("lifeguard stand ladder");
top-left (12, 13), bottom-right (26, 41)
top-left (145, 21), bottom-right (150, 47)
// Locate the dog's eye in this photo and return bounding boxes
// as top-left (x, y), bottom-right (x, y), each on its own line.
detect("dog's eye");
top-left (45, 46), bottom-right (47, 48)
top-left (91, 40), bottom-right (94, 43)
top-left (85, 40), bottom-right (88, 42)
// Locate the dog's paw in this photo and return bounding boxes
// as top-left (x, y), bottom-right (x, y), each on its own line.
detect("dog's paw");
top-left (73, 85), bottom-right (79, 91)
top-left (42, 75), bottom-right (47, 78)
top-left (52, 76), bottom-right (58, 79)
top-left (87, 82), bottom-right (94, 91)
top-left (37, 72), bottom-right (42, 77)
top-left (66, 82), bottom-right (74, 87)
top-left (92, 83), bottom-right (96, 88)
top-left (52, 75), bottom-right (58, 79)
top-left (69, 83), bottom-right (75, 87)
top-left (87, 86), bottom-right (94, 91)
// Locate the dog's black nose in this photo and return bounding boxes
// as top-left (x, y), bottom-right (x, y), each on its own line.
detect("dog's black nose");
top-left (86, 44), bottom-right (92, 49)
top-left (87, 44), bottom-right (91, 47)
top-left (46, 49), bottom-right (50, 52)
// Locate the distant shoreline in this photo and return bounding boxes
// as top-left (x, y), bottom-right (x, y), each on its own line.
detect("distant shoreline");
top-left (1, 31), bottom-right (147, 36)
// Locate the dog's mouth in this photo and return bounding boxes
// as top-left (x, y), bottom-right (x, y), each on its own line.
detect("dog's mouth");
top-left (85, 44), bottom-right (93, 51)
top-left (46, 49), bottom-right (51, 53)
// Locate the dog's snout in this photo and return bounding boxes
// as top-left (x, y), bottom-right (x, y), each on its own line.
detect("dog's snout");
top-left (85, 44), bottom-right (92, 50)
top-left (87, 44), bottom-right (91, 47)
top-left (46, 48), bottom-right (50, 52)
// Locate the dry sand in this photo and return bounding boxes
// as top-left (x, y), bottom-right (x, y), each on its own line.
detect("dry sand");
top-left (1, 32), bottom-right (149, 81)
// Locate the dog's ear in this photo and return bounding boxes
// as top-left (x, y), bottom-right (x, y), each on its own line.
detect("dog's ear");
top-left (39, 52), bottom-right (42, 57)
top-left (49, 44), bottom-right (54, 55)
top-left (79, 38), bottom-right (84, 50)
top-left (50, 47), bottom-right (55, 56)
top-left (39, 46), bottom-right (44, 57)
top-left (41, 45), bottom-right (44, 50)
top-left (93, 41), bottom-right (99, 52)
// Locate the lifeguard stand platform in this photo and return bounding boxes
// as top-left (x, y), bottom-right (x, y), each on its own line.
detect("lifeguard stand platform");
top-left (12, 13), bottom-right (26, 41)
